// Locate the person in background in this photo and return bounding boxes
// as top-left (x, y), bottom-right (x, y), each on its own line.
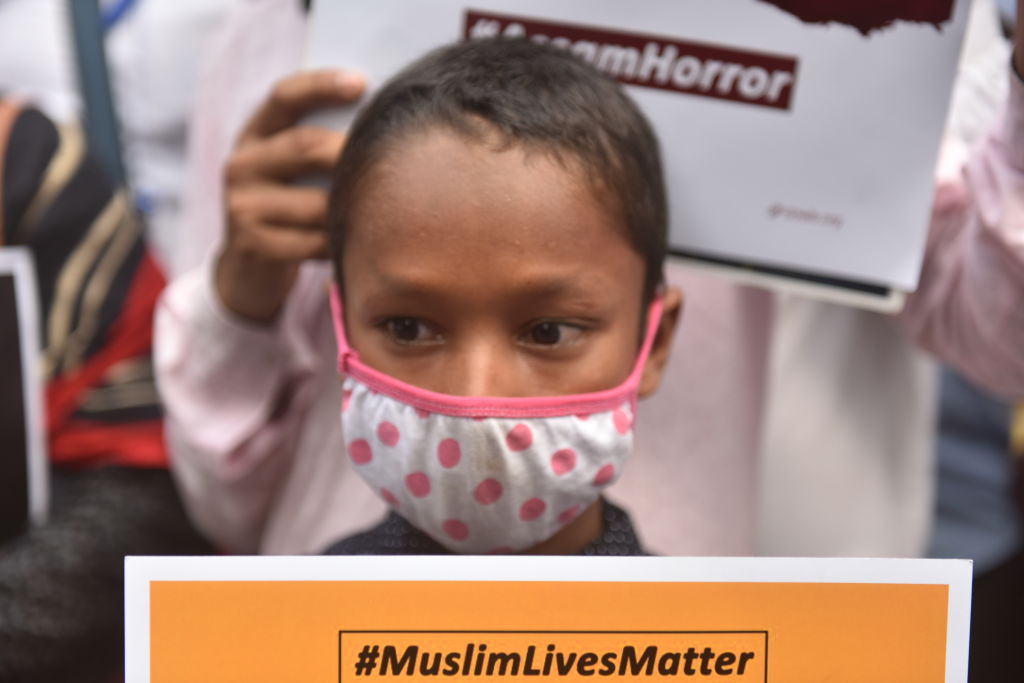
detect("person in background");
top-left (0, 98), bottom-right (210, 683)
top-left (0, 0), bottom-right (239, 269)
top-left (914, 5), bottom-right (1024, 681)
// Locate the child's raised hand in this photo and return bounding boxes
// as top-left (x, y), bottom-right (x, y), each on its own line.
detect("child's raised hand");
top-left (215, 69), bottom-right (365, 323)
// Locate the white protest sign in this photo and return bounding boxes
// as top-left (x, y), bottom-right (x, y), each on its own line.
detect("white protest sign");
top-left (305, 0), bottom-right (969, 310)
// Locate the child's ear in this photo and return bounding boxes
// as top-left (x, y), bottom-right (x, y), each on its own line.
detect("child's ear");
top-left (638, 287), bottom-right (683, 399)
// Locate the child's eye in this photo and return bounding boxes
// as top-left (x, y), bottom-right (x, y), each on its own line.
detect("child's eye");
top-left (383, 317), bottom-right (442, 345)
top-left (521, 321), bottom-right (585, 348)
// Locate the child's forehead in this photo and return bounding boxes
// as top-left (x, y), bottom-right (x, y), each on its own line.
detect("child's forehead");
top-left (341, 128), bottom-right (643, 301)
top-left (369, 123), bottom-right (587, 181)
top-left (351, 126), bottom-right (623, 238)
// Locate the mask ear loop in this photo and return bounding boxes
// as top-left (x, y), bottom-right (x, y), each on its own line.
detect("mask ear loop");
top-left (628, 293), bottom-right (664, 414)
top-left (329, 285), bottom-right (358, 374)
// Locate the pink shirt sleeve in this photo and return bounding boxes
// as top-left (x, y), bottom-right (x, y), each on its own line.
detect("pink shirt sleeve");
top-left (900, 68), bottom-right (1024, 399)
top-left (155, 262), bottom-right (329, 552)
top-left (154, 0), bottom-right (322, 552)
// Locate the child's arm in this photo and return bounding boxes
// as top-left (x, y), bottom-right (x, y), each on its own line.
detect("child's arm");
top-left (899, 4), bottom-right (1024, 399)
top-left (155, 259), bottom-right (334, 553)
top-left (154, 0), bottom-right (372, 553)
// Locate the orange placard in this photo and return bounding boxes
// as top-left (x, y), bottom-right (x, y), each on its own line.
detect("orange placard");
top-left (148, 578), bottom-right (950, 683)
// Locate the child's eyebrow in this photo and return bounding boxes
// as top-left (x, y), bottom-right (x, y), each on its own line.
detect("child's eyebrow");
top-left (363, 270), bottom-right (610, 305)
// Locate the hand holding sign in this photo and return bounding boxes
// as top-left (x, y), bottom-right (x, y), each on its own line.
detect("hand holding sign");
top-left (216, 69), bottom-right (364, 323)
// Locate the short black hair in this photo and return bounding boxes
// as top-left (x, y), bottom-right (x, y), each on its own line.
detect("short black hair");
top-left (328, 38), bottom-right (667, 302)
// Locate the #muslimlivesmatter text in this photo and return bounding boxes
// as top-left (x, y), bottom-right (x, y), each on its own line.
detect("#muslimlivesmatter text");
top-left (350, 643), bottom-right (757, 678)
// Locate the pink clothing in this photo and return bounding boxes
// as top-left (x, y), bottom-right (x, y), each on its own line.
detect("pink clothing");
top-left (156, 0), bottom-right (1024, 555)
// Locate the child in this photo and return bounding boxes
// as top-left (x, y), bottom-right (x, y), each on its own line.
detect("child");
top-left (321, 38), bottom-right (682, 556)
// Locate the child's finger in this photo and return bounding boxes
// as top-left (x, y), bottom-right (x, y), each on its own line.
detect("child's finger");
top-left (227, 126), bottom-right (346, 182)
top-left (227, 184), bottom-right (329, 230)
top-left (227, 221), bottom-right (331, 264)
top-left (239, 69), bottom-right (365, 142)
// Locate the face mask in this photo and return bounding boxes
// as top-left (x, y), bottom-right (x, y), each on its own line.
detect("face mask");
top-left (330, 287), bottom-right (663, 554)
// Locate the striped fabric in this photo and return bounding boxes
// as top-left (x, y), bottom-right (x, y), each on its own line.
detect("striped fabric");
top-left (0, 99), bottom-right (167, 468)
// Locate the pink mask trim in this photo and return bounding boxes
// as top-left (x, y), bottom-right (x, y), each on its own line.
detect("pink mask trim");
top-left (329, 285), bottom-right (663, 418)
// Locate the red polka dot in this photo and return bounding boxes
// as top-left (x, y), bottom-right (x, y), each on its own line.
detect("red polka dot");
top-left (415, 408), bottom-right (431, 419)
top-left (506, 424), bottom-right (533, 451)
top-left (342, 389), bottom-right (353, 413)
top-left (519, 498), bottom-right (546, 521)
top-left (550, 449), bottom-right (577, 475)
top-left (377, 421), bottom-right (400, 446)
top-left (380, 488), bottom-right (398, 506)
top-left (442, 519), bottom-right (469, 541)
top-left (437, 438), bottom-right (462, 468)
top-left (613, 407), bottom-right (632, 434)
top-left (558, 504), bottom-right (581, 525)
top-left (405, 472), bottom-right (431, 497)
top-left (593, 464), bottom-right (616, 486)
top-left (348, 439), bottom-right (373, 464)
top-left (474, 478), bottom-right (503, 505)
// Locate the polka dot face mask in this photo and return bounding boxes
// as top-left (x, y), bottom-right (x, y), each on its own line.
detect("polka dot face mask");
top-left (330, 287), bottom-right (663, 554)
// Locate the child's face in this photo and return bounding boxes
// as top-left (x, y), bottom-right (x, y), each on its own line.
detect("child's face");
top-left (341, 127), bottom-right (677, 398)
